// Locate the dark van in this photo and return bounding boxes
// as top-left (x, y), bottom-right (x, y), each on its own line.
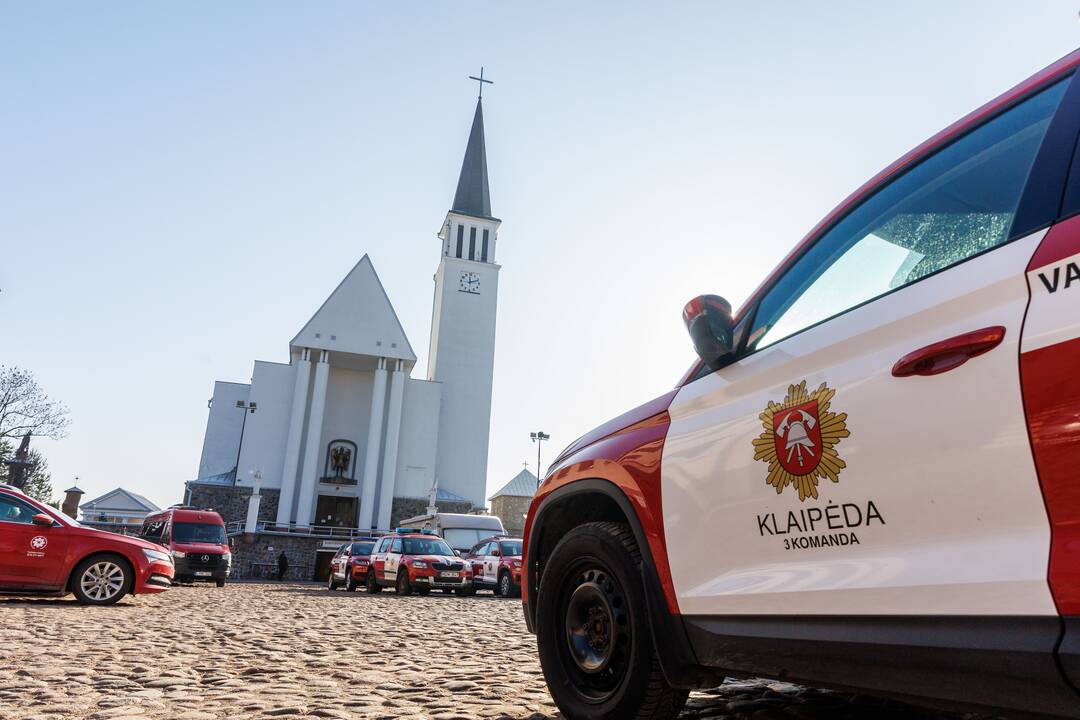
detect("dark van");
top-left (139, 505), bottom-right (231, 586)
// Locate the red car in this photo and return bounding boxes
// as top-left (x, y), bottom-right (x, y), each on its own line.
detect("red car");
top-left (138, 506), bottom-right (231, 586)
top-left (327, 539), bottom-right (376, 592)
top-left (365, 529), bottom-right (470, 595)
top-left (524, 50), bottom-right (1080, 720)
top-left (0, 483), bottom-right (174, 605)
top-left (463, 536), bottom-right (522, 597)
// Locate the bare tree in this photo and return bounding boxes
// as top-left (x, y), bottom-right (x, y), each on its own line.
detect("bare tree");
top-left (0, 366), bottom-right (70, 442)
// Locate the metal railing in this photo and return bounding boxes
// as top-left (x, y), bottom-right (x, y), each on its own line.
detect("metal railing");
top-left (225, 520), bottom-right (386, 540)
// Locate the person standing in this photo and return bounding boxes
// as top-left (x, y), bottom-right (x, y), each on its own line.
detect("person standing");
top-left (276, 550), bottom-right (288, 581)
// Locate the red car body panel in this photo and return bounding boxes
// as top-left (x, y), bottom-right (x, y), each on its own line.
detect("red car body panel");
top-left (1022, 214), bottom-right (1080, 616)
top-left (524, 390), bottom-right (680, 614)
top-left (0, 487), bottom-right (173, 596)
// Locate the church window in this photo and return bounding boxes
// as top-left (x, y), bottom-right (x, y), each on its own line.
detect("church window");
top-left (469, 227), bottom-right (477, 260)
top-left (481, 229), bottom-right (489, 262)
top-left (456, 225), bottom-right (464, 258)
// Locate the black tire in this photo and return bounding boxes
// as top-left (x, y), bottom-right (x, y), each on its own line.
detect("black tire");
top-left (215, 579), bottom-right (226, 588)
top-left (346, 572), bottom-right (359, 592)
top-left (395, 570), bottom-right (412, 596)
top-left (70, 554), bottom-right (132, 606)
top-left (535, 521), bottom-right (688, 720)
top-left (327, 572), bottom-right (339, 591)
top-left (499, 570), bottom-right (520, 598)
top-left (365, 570), bottom-right (382, 594)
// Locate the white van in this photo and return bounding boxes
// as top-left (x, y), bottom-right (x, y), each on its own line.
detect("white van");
top-left (397, 512), bottom-right (505, 554)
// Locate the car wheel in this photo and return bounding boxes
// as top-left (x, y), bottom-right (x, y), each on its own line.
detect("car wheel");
top-left (71, 554), bottom-right (132, 606)
top-left (366, 570), bottom-right (382, 594)
top-left (346, 572), bottom-right (359, 592)
top-left (499, 571), bottom-right (519, 598)
top-left (535, 521), bottom-right (688, 720)
top-left (327, 572), bottom-right (339, 591)
top-left (395, 571), bottom-right (412, 596)
top-left (215, 579), bottom-right (226, 588)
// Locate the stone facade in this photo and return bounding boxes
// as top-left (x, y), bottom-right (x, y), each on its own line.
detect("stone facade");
top-left (490, 495), bottom-right (530, 536)
top-left (186, 484), bottom-right (280, 528)
top-left (389, 497), bottom-right (474, 528)
top-left (229, 533), bottom-right (324, 581)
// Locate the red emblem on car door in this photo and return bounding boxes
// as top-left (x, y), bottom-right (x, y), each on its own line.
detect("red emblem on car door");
top-left (773, 400), bottom-right (823, 475)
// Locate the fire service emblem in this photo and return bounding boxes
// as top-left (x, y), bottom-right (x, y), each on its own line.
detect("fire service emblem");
top-left (752, 380), bottom-right (850, 501)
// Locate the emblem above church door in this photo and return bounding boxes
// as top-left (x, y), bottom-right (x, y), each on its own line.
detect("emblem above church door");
top-left (322, 439), bottom-right (358, 485)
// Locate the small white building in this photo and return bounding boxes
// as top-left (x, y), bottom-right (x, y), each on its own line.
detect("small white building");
top-left (79, 488), bottom-right (161, 528)
top-left (193, 96), bottom-right (502, 534)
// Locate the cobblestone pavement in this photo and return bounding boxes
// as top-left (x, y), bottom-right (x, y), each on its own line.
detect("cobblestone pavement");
top-left (0, 582), bottom-right (987, 720)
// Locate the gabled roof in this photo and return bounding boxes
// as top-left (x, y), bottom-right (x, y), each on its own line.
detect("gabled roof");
top-left (291, 255), bottom-right (416, 362)
top-left (489, 469), bottom-right (538, 500)
top-left (451, 99), bottom-right (493, 219)
top-left (80, 487), bottom-right (161, 513)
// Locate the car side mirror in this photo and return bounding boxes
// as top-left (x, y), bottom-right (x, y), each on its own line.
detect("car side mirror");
top-left (683, 294), bottom-right (734, 370)
top-left (31, 513), bottom-right (53, 527)
top-left (491, 550), bottom-right (501, 557)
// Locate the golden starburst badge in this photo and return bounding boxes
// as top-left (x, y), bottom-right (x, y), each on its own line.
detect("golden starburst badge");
top-left (751, 380), bottom-right (850, 502)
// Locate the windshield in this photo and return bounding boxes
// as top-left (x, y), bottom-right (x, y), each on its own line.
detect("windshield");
top-left (172, 521), bottom-right (226, 544)
top-left (442, 528), bottom-right (493, 550)
top-left (500, 541), bottom-right (522, 556)
top-left (401, 537), bottom-right (455, 556)
top-left (350, 541), bottom-right (375, 556)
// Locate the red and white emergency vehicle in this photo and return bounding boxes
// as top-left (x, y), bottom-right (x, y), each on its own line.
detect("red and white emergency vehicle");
top-left (326, 539), bottom-right (376, 592)
top-left (138, 506), bottom-right (231, 586)
top-left (0, 483), bottom-right (174, 605)
top-left (364, 528), bottom-right (470, 595)
top-left (523, 50), bottom-right (1080, 720)
top-left (463, 536), bottom-right (523, 597)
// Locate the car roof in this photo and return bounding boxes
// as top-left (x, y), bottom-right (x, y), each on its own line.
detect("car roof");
top-left (160, 507), bottom-right (224, 524)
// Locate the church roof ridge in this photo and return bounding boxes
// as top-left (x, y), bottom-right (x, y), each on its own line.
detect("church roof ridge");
top-left (489, 468), bottom-right (538, 500)
top-left (451, 98), bottom-right (493, 220)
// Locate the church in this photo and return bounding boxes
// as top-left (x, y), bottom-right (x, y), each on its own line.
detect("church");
top-left (190, 92), bottom-right (501, 535)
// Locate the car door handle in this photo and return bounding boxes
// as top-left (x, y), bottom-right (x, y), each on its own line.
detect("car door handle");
top-left (892, 326), bottom-right (1006, 378)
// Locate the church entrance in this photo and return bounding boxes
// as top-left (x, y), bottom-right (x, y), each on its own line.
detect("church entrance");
top-left (314, 495), bottom-right (358, 528)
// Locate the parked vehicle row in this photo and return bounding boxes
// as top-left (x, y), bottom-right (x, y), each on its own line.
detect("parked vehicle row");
top-left (326, 529), bottom-right (522, 598)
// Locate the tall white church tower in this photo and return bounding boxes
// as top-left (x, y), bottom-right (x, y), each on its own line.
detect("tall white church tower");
top-left (427, 92), bottom-right (500, 507)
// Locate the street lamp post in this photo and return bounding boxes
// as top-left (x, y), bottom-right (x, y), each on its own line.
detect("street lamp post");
top-left (234, 400), bottom-right (257, 479)
top-left (530, 431), bottom-right (550, 489)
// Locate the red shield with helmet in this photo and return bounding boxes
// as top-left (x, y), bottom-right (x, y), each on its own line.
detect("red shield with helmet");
top-left (772, 400), bottom-right (823, 476)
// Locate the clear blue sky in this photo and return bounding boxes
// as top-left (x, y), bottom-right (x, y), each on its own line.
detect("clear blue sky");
top-left (2, 2), bottom-right (1077, 509)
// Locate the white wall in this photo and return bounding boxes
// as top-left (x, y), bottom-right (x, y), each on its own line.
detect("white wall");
top-left (310, 365), bottom-right (375, 519)
top-left (393, 378), bottom-right (442, 499)
top-left (236, 361), bottom-right (294, 489)
top-left (197, 381), bottom-right (251, 478)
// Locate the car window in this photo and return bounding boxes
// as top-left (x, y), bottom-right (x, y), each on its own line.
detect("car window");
top-left (402, 537), bottom-right (456, 556)
top-left (390, 538), bottom-right (403, 553)
top-left (501, 541), bottom-right (522, 556)
top-left (351, 541), bottom-right (374, 556)
top-left (749, 80), bottom-right (1067, 352)
top-left (172, 522), bottom-right (226, 544)
top-left (0, 495), bottom-right (37, 524)
top-left (140, 517), bottom-right (167, 542)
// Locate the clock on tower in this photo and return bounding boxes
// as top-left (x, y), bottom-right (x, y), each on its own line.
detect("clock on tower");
top-left (459, 271), bottom-right (481, 294)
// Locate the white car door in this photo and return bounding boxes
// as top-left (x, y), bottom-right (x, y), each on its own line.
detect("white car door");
top-left (386, 538), bottom-right (403, 580)
top-left (663, 80), bottom-right (1066, 617)
top-left (485, 543), bottom-right (500, 584)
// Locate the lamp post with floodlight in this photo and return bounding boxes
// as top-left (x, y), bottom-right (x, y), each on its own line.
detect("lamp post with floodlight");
top-left (530, 431), bottom-right (550, 489)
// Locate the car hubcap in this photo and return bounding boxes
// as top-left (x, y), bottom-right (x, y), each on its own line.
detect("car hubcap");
top-left (563, 567), bottom-right (628, 694)
top-left (81, 561), bottom-right (124, 601)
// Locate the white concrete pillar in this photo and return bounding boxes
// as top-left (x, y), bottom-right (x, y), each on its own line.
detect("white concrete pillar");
top-left (376, 360), bottom-right (406, 531)
top-left (275, 349), bottom-right (311, 526)
top-left (245, 470), bottom-right (263, 534)
top-left (357, 357), bottom-right (388, 530)
top-left (294, 350), bottom-right (330, 528)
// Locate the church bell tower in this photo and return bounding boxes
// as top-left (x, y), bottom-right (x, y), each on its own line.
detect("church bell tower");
top-left (427, 78), bottom-right (501, 507)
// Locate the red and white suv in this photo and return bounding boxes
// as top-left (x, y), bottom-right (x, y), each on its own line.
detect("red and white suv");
top-left (365, 529), bottom-right (470, 595)
top-left (524, 50), bottom-right (1080, 720)
top-left (0, 483), bottom-right (174, 605)
top-left (463, 536), bottom-right (522, 597)
top-left (327, 539), bottom-right (376, 592)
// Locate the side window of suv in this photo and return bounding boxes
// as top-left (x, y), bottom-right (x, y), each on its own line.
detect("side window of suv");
top-left (390, 538), bottom-right (403, 554)
top-left (748, 80), bottom-right (1068, 352)
top-left (0, 495), bottom-right (37, 524)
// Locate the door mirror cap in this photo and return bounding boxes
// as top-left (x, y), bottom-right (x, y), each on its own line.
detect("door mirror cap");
top-left (683, 295), bottom-right (734, 370)
top-left (491, 549), bottom-right (501, 557)
top-left (31, 513), bottom-right (53, 527)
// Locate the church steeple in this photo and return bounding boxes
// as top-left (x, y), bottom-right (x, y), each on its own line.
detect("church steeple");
top-left (451, 98), bottom-right (492, 219)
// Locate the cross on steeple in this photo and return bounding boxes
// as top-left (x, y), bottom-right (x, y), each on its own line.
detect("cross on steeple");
top-left (469, 66), bottom-right (493, 99)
